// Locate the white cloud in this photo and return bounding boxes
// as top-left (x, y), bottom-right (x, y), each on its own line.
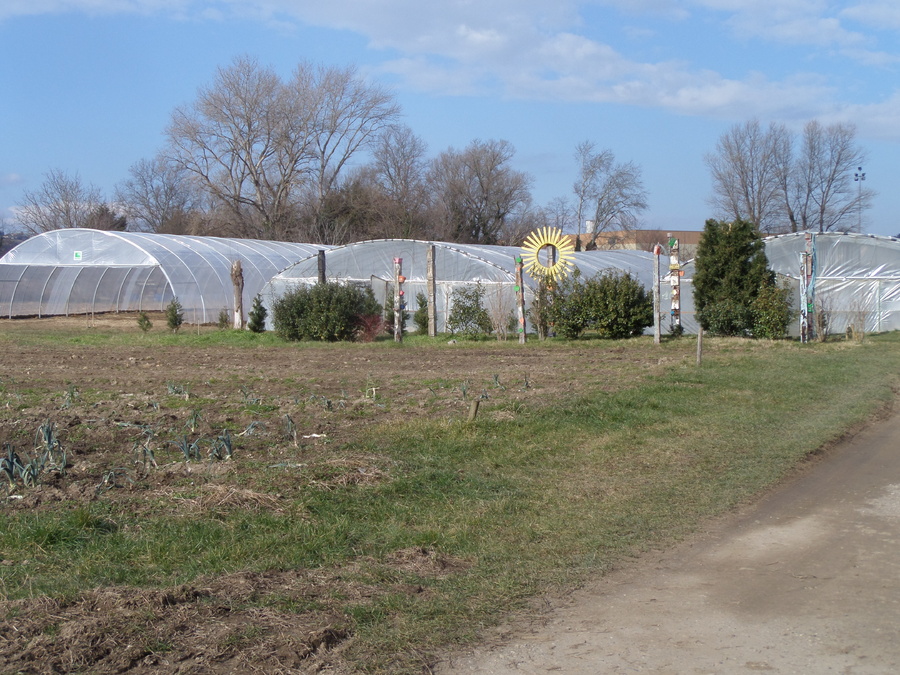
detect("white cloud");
top-left (2, 0), bottom-right (897, 134)
top-left (841, 1), bottom-right (900, 30)
top-left (825, 92), bottom-right (900, 141)
top-left (0, 173), bottom-right (24, 186)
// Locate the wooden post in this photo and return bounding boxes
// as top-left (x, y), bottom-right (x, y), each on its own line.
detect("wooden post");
top-left (427, 245), bottom-right (437, 337)
top-left (230, 259), bottom-right (244, 330)
top-left (317, 250), bottom-right (326, 285)
top-left (696, 327), bottom-right (704, 366)
top-left (652, 245), bottom-right (661, 345)
top-left (393, 257), bottom-right (403, 343)
top-left (467, 399), bottom-right (480, 422)
top-left (515, 255), bottom-right (526, 344)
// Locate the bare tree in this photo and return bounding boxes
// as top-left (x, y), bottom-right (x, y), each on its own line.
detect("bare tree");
top-left (572, 141), bottom-right (612, 238)
top-left (570, 142), bottom-right (648, 249)
top-left (545, 196), bottom-right (576, 232)
top-left (706, 120), bottom-right (787, 233)
top-left (166, 56), bottom-right (306, 240)
top-left (589, 160), bottom-right (647, 237)
top-left (165, 56), bottom-right (398, 242)
top-left (427, 139), bottom-right (533, 245)
top-left (15, 169), bottom-right (104, 234)
top-left (305, 64), bottom-right (401, 243)
top-left (708, 119), bottom-right (874, 234)
top-left (795, 121), bottom-right (872, 233)
top-left (115, 155), bottom-right (203, 234)
top-left (496, 202), bottom-right (550, 246)
top-left (370, 125), bottom-right (430, 238)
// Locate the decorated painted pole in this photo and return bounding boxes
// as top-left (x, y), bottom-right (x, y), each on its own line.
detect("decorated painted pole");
top-left (393, 257), bottom-right (404, 343)
top-left (668, 237), bottom-right (681, 332)
top-left (800, 232), bottom-right (815, 343)
top-left (515, 255), bottom-right (526, 344)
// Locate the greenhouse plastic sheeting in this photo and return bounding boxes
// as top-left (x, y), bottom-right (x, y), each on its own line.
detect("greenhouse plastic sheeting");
top-left (766, 232), bottom-right (900, 335)
top-left (0, 229), bottom-right (328, 323)
top-left (261, 238), bottom-right (662, 333)
top-left (678, 232), bottom-right (900, 335)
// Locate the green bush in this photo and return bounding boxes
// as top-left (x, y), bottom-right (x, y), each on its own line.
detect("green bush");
top-left (165, 298), bottom-right (184, 334)
top-left (699, 298), bottom-right (751, 336)
top-left (448, 284), bottom-right (493, 339)
top-left (544, 270), bottom-right (653, 339)
top-left (543, 272), bottom-right (590, 339)
top-left (247, 294), bottom-right (268, 333)
top-left (751, 281), bottom-right (794, 339)
top-left (588, 272), bottom-right (654, 339)
top-left (271, 282), bottom-right (381, 342)
top-left (413, 293), bottom-right (429, 334)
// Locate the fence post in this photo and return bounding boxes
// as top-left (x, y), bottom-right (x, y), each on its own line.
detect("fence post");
top-left (317, 250), bottom-right (326, 285)
top-left (696, 327), bottom-right (703, 366)
top-left (231, 259), bottom-right (244, 330)
top-left (515, 255), bottom-right (527, 344)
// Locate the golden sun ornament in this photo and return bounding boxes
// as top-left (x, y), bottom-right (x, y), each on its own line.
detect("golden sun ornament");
top-left (522, 227), bottom-right (576, 282)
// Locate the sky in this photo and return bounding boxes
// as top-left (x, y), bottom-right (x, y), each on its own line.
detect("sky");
top-left (1, 0), bottom-right (899, 238)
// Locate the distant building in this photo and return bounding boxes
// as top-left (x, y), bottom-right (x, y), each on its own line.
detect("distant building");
top-left (567, 229), bottom-right (703, 261)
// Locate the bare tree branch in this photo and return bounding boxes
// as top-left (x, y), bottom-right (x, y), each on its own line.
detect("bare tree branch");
top-left (15, 169), bottom-right (104, 235)
top-left (427, 139), bottom-right (533, 245)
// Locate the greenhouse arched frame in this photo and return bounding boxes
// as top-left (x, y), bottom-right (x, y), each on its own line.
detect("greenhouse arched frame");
top-left (0, 229), bottom-right (328, 323)
top-left (261, 238), bottom-right (662, 333)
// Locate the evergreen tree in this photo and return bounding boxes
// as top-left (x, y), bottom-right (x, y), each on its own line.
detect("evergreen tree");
top-left (166, 297), bottom-right (184, 334)
top-left (137, 311), bottom-right (153, 333)
top-left (693, 219), bottom-right (773, 335)
top-left (247, 294), bottom-right (268, 333)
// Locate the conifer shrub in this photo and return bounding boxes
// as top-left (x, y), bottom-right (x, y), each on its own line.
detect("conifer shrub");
top-left (247, 294), bottom-right (268, 333)
top-left (166, 298), bottom-right (184, 334)
top-left (137, 311), bottom-right (152, 333)
top-left (413, 293), bottom-right (430, 334)
top-left (693, 218), bottom-right (773, 335)
top-left (271, 282), bottom-right (380, 342)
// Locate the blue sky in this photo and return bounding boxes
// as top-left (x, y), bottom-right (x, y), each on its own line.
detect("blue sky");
top-left (1, 0), bottom-right (899, 236)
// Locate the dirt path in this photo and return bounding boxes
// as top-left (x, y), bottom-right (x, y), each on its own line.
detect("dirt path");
top-left (438, 411), bottom-right (900, 674)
